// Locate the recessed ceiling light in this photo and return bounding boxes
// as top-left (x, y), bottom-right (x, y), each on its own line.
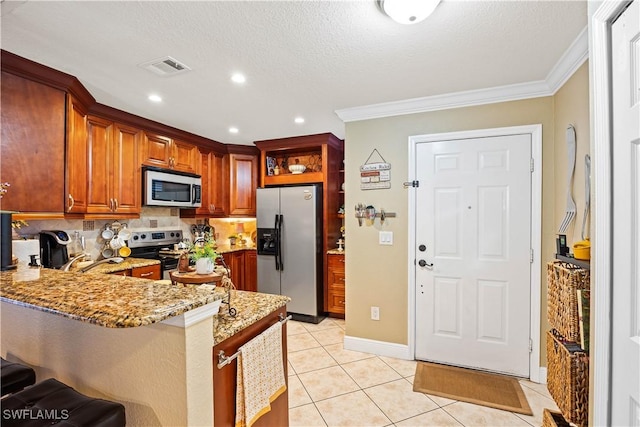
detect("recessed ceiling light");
top-left (231, 73), bottom-right (246, 84)
top-left (378, 0), bottom-right (441, 25)
top-left (229, 127), bottom-right (239, 134)
top-left (294, 117), bottom-right (305, 124)
top-left (148, 94), bottom-right (162, 103)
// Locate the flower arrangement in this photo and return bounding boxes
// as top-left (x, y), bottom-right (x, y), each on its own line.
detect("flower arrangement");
top-left (189, 236), bottom-right (219, 262)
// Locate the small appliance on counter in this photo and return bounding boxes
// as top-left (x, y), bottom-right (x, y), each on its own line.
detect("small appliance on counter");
top-left (39, 230), bottom-right (70, 269)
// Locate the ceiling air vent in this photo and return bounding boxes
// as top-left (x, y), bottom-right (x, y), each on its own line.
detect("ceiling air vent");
top-left (139, 56), bottom-right (191, 76)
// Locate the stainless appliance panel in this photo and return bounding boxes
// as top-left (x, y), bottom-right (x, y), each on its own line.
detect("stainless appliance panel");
top-left (279, 186), bottom-right (319, 317)
top-left (256, 185), bottom-right (323, 323)
top-left (257, 187), bottom-right (283, 297)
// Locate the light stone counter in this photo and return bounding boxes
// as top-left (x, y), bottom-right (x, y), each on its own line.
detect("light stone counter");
top-left (0, 265), bottom-right (222, 328)
top-left (214, 290), bottom-right (290, 345)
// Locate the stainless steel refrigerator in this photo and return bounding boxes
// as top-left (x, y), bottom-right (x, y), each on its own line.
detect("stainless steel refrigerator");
top-left (256, 185), bottom-right (324, 323)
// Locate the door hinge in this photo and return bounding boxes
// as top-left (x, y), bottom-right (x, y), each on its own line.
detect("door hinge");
top-left (529, 339), bottom-right (533, 353)
top-left (530, 249), bottom-right (534, 263)
top-left (530, 158), bottom-right (534, 172)
top-left (403, 180), bottom-right (419, 188)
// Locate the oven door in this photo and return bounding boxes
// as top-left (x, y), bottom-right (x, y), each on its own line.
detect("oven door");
top-left (161, 257), bottom-right (179, 280)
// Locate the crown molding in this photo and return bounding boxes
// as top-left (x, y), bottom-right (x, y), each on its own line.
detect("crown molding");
top-left (335, 25), bottom-right (589, 123)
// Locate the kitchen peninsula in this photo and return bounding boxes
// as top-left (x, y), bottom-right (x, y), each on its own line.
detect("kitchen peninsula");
top-left (0, 266), bottom-right (289, 426)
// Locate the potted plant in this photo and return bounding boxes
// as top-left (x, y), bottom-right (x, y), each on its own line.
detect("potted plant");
top-left (189, 236), bottom-right (219, 275)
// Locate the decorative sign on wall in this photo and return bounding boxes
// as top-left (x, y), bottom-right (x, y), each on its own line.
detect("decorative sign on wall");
top-left (360, 149), bottom-right (391, 190)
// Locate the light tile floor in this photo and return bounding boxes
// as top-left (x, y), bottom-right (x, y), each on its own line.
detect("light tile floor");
top-left (287, 318), bottom-right (559, 427)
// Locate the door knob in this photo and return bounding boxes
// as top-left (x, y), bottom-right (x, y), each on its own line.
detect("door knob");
top-left (418, 259), bottom-right (433, 268)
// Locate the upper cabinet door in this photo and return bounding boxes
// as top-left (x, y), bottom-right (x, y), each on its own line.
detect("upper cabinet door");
top-left (141, 133), bottom-right (198, 174)
top-left (142, 132), bottom-right (173, 169)
top-left (66, 94), bottom-right (89, 214)
top-left (1, 72), bottom-right (67, 215)
top-left (112, 123), bottom-right (141, 214)
top-left (85, 116), bottom-right (114, 213)
top-left (228, 153), bottom-right (258, 216)
top-left (171, 139), bottom-right (198, 174)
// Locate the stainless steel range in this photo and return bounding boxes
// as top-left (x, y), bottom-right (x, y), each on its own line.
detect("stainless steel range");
top-left (128, 229), bottom-right (185, 280)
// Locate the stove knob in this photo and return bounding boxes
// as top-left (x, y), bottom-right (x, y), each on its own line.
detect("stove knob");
top-left (176, 232), bottom-right (181, 239)
top-left (170, 232), bottom-right (175, 237)
top-left (140, 234), bottom-right (146, 240)
top-left (132, 235), bottom-right (139, 241)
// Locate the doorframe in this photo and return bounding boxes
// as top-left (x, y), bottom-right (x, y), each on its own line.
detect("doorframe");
top-left (407, 124), bottom-right (542, 382)
top-left (590, 1), bottom-right (631, 425)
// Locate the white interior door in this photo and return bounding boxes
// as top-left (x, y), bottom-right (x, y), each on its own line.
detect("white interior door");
top-left (611, 1), bottom-right (640, 424)
top-left (414, 133), bottom-right (532, 377)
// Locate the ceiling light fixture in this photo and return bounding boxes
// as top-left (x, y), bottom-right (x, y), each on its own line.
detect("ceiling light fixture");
top-left (148, 94), bottom-right (162, 103)
top-left (231, 73), bottom-right (246, 84)
top-left (378, 0), bottom-right (441, 25)
top-left (229, 127), bottom-right (239, 134)
top-left (294, 117), bottom-right (305, 124)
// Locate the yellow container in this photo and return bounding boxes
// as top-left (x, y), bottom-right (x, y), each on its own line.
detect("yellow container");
top-left (573, 240), bottom-right (591, 260)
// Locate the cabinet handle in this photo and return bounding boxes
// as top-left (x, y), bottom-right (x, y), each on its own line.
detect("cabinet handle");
top-left (68, 194), bottom-right (75, 211)
top-left (139, 272), bottom-right (153, 277)
top-left (114, 198), bottom-right (118, 211)
top-left (339, 277), bottom-right (345, 282)
top-left (109, 198), bottom-right (114, 211)
top-left (340, 259), bottom-right (345, 263)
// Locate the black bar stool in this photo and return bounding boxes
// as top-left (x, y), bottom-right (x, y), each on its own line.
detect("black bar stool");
top-left (1, 358), bottom-right (36, 396)
top-left (1, 378), bottom-right (126, 426)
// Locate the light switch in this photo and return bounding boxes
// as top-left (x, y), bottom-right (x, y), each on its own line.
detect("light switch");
top-left (379, 231), bottom-right (393, 245)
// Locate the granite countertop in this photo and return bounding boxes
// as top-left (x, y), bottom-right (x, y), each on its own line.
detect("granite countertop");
top-left (215, 244), bottom-right (256, 254)
top-left (0, 266), bottom-right (223, 328)
top-left (213, 290), bottom-right (290, 345)
top-left (73, 257), bottom-right (160, 274)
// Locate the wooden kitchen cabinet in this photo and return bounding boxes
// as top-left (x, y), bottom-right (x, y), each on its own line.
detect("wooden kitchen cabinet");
top-left (0, 71), bottom-right (67, 217)
top-left (83, 116), bottom-right (141, 216)
top-left (65, 94), bottom-right (89, 215)
top-left (222, 251), bottom-right (245, 290)
top-left (109, 264), bottom-right (161, 280)
top-left (228, 151), bottom-right (258, 217)
top-left (213, 305), bottom-right (288, 427)
top-left (141, 132), bottom-right (198, 174)
top-left (220, 250), bottom-right (257, 291)
top-left (327, 253), bottom-right (346, 315)
top-left (194, 147), bottom-right (228, 217)
top-left (131, 264), bottom-right (161, 280)
top-left (243, 250), bottom-right (257, 292)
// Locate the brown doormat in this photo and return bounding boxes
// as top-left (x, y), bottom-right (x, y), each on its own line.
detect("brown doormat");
top-left (413, 362), bottom-right (533, 415)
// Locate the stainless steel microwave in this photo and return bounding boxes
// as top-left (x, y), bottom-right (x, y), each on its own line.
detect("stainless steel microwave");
top-left (143, 167), bottom-right (202, 208)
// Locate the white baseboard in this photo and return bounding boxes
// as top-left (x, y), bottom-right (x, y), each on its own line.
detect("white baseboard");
top-left (343, 335), bottom-right (412, 360)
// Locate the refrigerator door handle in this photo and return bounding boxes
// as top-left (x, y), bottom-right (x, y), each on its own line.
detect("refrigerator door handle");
top-left (278, 214), bottom-right (284, 270)
top-left (274, 214), bottom-right (280, 271)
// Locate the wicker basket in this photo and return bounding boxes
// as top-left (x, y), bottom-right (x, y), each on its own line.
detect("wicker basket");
top-left (547, 261), bottom-right (590, 342)
top-left (542, 409), bottom-right (572, 427)
top-left (546, 330), bottom-right (589, 427)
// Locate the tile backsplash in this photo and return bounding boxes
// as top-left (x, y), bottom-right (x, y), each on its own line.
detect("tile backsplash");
top-left (11, 207), bottom-right (204, 262)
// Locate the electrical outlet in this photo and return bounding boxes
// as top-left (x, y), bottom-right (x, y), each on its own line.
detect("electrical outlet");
top-left (379, 231), bottom-right (393, 245)
top-left (371, 306), bottom-right (380, 321)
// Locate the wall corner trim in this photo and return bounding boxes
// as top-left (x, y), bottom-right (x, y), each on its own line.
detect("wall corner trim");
top-left (161, 300), bottom-right (221, 328)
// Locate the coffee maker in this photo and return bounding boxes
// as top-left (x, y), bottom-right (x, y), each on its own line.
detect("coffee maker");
top-left (39, 230), bottom-right (70, 269)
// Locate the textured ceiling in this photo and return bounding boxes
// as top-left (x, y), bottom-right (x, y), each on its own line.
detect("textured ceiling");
top-left (1, 0), bottom-right (587, 145)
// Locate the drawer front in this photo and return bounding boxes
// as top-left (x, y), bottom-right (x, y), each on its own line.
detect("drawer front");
top-left (131, 264), bottom-right (161, 280)
top-left (328, 290), bottom-right (346, 314)
top-left (327, 254), bottom-right (345, 270)
top-left (329, 271), bottom-right (345, 290)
